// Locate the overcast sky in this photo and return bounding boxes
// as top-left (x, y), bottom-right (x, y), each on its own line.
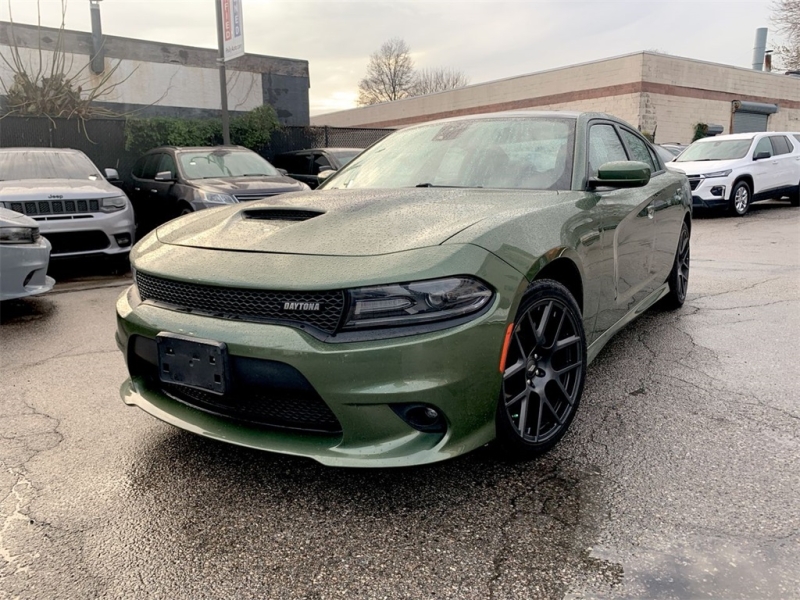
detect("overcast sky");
top-left (0, 0), bottom-right (778, 116)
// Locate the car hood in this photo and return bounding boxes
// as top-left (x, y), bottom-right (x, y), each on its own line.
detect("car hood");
top-left (0, 178), bottom-right (121, 200)
top-left (0, 207), bottom-right (37, 227)
top-left (156, 188), bottom-right (565, 256)
top-left (188, 176), bottom-right (307, 194)
top-left (668, 159), bottom-right (740, 176)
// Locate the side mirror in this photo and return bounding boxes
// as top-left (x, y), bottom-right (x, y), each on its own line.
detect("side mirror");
top-left (753, 151), bottom-right (771, 161)
top-left (588, 161), bottom-right (651, 189)
top-left (277, 168), bottom-right (288, 176)
top-left (105, 168), bottom-right (120, 181)
top-left (155, 171), bottom-right (175, 182)
top-left (318, 169), bottom-right (336, 181)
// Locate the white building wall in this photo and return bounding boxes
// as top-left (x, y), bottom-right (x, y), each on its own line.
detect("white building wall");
top-left (0, 45), bottom-right (264, 113)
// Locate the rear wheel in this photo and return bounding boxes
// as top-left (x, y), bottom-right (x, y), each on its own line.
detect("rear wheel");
top-left (729, 181), bottom-right (751, 216)
top-left (662, 221), bottom-right (690, 309)
top-left (496, 280), bottom-right (586, 460)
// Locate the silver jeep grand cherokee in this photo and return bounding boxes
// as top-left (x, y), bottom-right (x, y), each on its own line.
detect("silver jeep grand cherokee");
top-left (0, 148), bottom-right (135, 260)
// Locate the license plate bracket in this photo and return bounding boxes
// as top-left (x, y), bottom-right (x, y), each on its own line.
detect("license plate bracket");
top-left (156, 332), bottom-right (229, 395)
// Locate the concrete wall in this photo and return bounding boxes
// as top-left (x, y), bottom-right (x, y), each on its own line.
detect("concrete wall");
top-left (311, 52), bottom-right (800, 145)
top-left (0, 21), bottom-right (310, 124)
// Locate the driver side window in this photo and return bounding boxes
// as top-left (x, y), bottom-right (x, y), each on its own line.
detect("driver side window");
top-left (588, 124), bottom-right (627, 177)
top-left (753, 137), bottom-right (772, 158)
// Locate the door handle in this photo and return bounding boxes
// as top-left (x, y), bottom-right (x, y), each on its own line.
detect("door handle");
top-left (150, 189), bottom-right (158, 194)
top-left (134, 187), bottom-right (141, 192)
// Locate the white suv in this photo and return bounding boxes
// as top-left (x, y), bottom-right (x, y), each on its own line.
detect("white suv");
top-left (669, 132), bottom-right (800, 216)
top-left (0, 148), bottom-right (136, 260)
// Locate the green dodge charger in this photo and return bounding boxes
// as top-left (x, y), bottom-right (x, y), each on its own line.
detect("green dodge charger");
top-left (116, 111), bottom-right (691, 467)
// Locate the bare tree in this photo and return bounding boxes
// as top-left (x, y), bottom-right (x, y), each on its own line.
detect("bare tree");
top-left (771, 0), bottom-right (800, 69)
top-left (0, 0), bottom-right (141, 120)
top-left (411, 67), bottom-right (469, 96)
top-left (357, 38), bottom-right (415, 106)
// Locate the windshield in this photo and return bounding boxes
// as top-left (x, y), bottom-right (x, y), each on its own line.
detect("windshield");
top-left (676, 139), bottom-right (753, 162)
top-left (321, 117), bottom-right (575, 191)
top-left (328, 150), bottom-right (361, 166)
top-left (178, 150), bottom-right (280, 179)
top-left (0, 150), bottom-right (100, 181)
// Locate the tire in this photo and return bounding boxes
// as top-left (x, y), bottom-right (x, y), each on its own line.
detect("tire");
top-left (178, 204), bottom-right (193, 217)
top-left (729, 180), bottom-right (751, 216)
top-left (661, 221), bottom-right (690, 309)
top-left (496, 279), bottom-right (587, 460)
top-left (790, 182), bottom-right (800, 207)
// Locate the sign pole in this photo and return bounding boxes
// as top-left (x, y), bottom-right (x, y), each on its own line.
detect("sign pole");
top-left (215, 0), bottom-right (231, 145)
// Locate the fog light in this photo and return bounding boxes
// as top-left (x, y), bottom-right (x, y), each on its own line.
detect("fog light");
top-left (390, 403), bottom-right (446, 433)
top-left (710, 186), bottom-right (725, 197)
top-left (115, 234), bottom-right (132, 247)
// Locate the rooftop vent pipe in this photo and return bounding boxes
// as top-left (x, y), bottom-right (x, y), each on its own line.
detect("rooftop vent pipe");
top-left (752, 27), bottom-right (767, 71)
top-left (90, 0), bottom-right (105, 75)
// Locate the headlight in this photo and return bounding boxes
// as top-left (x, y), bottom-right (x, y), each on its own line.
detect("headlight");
top-left (342, 277), bottom-right (493, 330)
top-left (702, 170), bottom-right (732, 178)
top-left (0, 227), bottom-right (40, 244)
top-left (100, 195), bottom-right (127, 213)
top-left (201, 191), bottom-right (237, 204)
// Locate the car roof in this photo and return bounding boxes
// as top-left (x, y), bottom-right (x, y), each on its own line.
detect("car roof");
top-left (149, 145), bottom-right (251, 153)
top-left (398, 110), bottom-right (649, 132)
top-left (277, 148), bottom-right (363, 155)
top-left (0, 147), bottom-right (87, 154)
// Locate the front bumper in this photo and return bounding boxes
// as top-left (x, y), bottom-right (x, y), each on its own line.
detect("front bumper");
top-left (0, 237), bottom-right (55, 301)
top-left (689, 177), bottom-right (732, 209)
top-left (115, 246), bottom-right (525, 467)
top-left (35, 205), bottom-right (135, 258)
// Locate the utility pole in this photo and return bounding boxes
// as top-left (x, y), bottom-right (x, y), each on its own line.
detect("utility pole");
top-left (215, 0), bottom-right (231, 145)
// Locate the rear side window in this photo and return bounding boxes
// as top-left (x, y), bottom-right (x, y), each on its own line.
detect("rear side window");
top-left (770, 136), bottom-right (792, 156)
top-left (620, 129), bottom-right (656, 172)
top-left (588, 124), bottom-right (627, 176)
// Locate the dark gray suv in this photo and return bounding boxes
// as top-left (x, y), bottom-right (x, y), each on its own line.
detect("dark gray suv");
top-left (126, 146), bottom-right (308, 232)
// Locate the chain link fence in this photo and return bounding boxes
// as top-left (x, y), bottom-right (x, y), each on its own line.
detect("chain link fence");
top-left (0, 117), bottom-right (392, 179)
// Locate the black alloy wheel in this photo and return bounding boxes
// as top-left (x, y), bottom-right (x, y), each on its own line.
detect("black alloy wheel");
top-left (496, 280), bottom-right (586, 459)
top-left (662, 221), bottom-right (690, 309)
top-left (730, 181), bottom-right (751, 216)
top-left (791, 180), bottom-right (800, 207)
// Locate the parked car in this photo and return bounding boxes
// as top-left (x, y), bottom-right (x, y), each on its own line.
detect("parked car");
top-left (125, 146), bottom-right (308, 231)
top-left (0, 207), bottom-right (55, 301)
top-left (669, 132), bottom-right (800, 215)
top-left (655, 145), bottom-right (678, 164)
top-left (0, 148), bottom-right (135, 261)
top-left (116, 111), bottom-right (691, 467)
top-left (659, 143), bottom-right (687, 157)
top-left (272, 148), bottom-right (364, 189)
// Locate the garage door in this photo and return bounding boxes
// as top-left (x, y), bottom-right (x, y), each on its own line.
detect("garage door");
top-left (731, 101), bottom-right (778, 134)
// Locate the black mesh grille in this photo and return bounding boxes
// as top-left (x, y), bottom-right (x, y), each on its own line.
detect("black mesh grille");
top-left (136, 272), bottom-right (345, 333)
top-left (2, 199), bottom-right (100, 216)
top-left (688, 177), bottom-right (700, 190)
top-left (43, 230), bottom-right (111, 255)
top-left (162, 383), bottom-right (342, 433)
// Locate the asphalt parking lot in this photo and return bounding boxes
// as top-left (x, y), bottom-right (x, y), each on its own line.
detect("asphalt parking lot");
top-left (1, 203), bottom-right (798, 599)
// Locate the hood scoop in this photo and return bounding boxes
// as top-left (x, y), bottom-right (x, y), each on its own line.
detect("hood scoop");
top-left (242, 208), bottom-right (324, 222)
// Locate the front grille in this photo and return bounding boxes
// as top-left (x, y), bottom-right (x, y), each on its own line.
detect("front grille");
top-left (162, 383), bottom-right (342, 433)
top-left (43, 230), bottom-right (110, 255)
top-left (136, 271), bottom-right (345, 334)
top-left (234, 193), bottom-right (281, 202)
top-left (688, 177), bottom-right (701, 191)
top-left (3, 199), bottom-right (100, 216)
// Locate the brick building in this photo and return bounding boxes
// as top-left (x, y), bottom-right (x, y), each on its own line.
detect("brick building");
top-left (310, 52), bottom-right (800, 143)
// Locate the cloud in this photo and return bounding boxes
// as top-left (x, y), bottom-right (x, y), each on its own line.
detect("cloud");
top-left (2, 0), bottom-right (773, 116)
